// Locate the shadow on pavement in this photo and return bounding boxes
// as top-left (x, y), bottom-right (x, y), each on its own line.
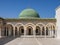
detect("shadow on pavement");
top-left (0, 36), bottom-right (18, 45)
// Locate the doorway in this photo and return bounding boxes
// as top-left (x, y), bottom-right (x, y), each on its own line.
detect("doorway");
top-left (27, 26), bottom-right (33, 35)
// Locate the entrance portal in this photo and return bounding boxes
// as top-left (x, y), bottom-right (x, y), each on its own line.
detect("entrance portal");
top-left (27, 26), bottom-right (33, 35)
top-left (28, 28), bottom-right (32, 35)
top-left (19, 26), bottom-right (24, 35)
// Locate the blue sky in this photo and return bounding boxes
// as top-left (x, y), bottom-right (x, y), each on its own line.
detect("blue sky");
top-left (0, 0), bottom-right (60, 18)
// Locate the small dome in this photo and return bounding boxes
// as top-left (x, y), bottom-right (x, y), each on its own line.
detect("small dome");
top-left (19, 8), bottom-right (40, 18)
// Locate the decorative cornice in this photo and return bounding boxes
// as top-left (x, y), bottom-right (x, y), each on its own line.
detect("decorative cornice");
top-left (4, 18), bottom-right (56, 22)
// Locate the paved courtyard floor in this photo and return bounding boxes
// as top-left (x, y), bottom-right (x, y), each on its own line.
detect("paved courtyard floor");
top-left (0, 37), bottom-right (60, 45)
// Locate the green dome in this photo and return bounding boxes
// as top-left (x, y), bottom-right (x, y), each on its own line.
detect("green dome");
top-left (19, 8), bottom-right (40, 18)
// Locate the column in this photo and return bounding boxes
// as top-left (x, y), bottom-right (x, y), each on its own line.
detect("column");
top-left (0, 28), bottom-right (1, 38)
top-left (49, 30), bottom-right (51, 37)
top-left (48, 28), bottom-right (50, 37)
top-left (41, 27), bottom-right (42, 37)
top-left (33, 28), bottom-right (36, 37)
top-left (24, 27), bottom-right (26, 37)
top-left (24, 30), bottom-right (26, 37)
top-left (33, 30), bottom-right (35, 37)
top-left (17, 27), bottom-right (19, 36)
top-left (51, 26), bottom-right (53, 37)
top-left (49, 28), bottom-right (52, 37)
top-left (55, 26), bottom-right (57, 38)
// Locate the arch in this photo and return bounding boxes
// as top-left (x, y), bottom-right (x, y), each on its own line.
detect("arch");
top-left (53, 25), bottom-right (55, 30)
top-left (42, 27), bottom-right (45, 35)
top-left (15, 23), bottom-right (24, 27)
top-left (36, 26), bottom-right (41, 35)
top-left (36, 23), bottom-right (45, 35)
top-left (26, 26), bottom-right (33, 35)
top-left (7, 23), bottom-right (14, 27)
top-left (36, 23), bottom-right (45, 27)
top-left (46, 23), bottom-right (55, 30)
top-left (46, 23), bottom-right (55, 27)
top-left (15, 23), bottom-right (24, 36)
top-left (19, 26), bottom-right (24, 35)
top-left (4, 24), bottom-right (13, 36)
top-left (46, 23), bottom-right (56, 37)
top-left (25, 23), bottom-right (35, 30)
top-left (15, 23), bottom-right (24, 30)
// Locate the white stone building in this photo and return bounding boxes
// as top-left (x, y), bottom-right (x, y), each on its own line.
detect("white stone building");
top-left (0, 6), bottom-right (60, 38)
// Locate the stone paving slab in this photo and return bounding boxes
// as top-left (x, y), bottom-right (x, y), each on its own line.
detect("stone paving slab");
top-left (1, 37), bottom-right (60, 45)
top-left (17, 38), bottom-right (40, 45)
top-left (4, 38), bottom-right (23, 45)
top-left (4, 38), bottom-right (42, 45)
top-left (37, 38), bottom-right (60, 45)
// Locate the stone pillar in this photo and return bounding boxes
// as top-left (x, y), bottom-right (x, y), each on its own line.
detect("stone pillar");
top-left (45, 27), bottom-right (46, 38)
top-left (49, 30), bottom-right (51, 37)
top-left (51, 26), bottom-right (53, 37)
top-left (24, 30), bottom-right (26, 37)
top-left (17, 27), bottom-right (19, 36)
top-left (54, 26), bottom-right (57, 38)
top-left (48, 29), bottom-right (50, 37)
top-left (41, 27), bottom-right (42, 37)
top-left (33, 30), bottom-right (35, 37)
top-left (0, 28), bottom-right (1, 38)
top-left (24, 27), bottom-right (26, 37)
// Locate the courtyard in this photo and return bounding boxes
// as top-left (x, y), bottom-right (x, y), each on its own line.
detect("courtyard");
top-left (0, 36), bottom-right (60, 45)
